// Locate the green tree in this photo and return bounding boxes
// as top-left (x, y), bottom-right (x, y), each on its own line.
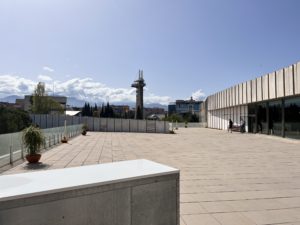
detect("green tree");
top-left (31, 82), bottom-right (63, 114)
top-left (0, 107), bottom-right (32, 134)
top-left (164, 114), bottom-right (183, 122)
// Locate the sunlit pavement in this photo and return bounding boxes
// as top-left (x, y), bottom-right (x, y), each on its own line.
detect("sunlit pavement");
top-left (3, 128), bottom-right (300, 225)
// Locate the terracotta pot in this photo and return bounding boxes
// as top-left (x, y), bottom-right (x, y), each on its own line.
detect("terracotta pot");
top-left (26, 154), bottom-right (41, 163)
top-left (61, 138), bottom-right (68, 143)
top-left (82, 130), bottom-right (87, 135)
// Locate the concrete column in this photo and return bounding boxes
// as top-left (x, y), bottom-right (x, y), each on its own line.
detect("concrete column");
top-left (266, 102), bottom-right (270, 135)
top-left (295, 62), bottom-right (300, 94)
top-left (282, 99), bottom-right (285, 137)
top-left (276, 69), bottom-right (285, 98)
top-left (269, 72), bottom-right (276, 99)
top-left (285, 65), bottom-right (294, 96)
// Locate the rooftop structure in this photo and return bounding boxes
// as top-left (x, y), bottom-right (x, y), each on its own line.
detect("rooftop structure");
top-left (131, 70), bottom-right (146, 119)
top-left (168, 97), bottom-right (202, 116)
top-left (206, 60), bottom-right (300, 139)
top-left (16, 95), bottom-right (67, 113)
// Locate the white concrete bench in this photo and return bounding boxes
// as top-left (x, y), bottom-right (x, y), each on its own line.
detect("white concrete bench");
top-left (0, 159), bottom-right (179, 225)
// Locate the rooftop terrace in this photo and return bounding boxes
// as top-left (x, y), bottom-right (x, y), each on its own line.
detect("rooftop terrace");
top-left (2, 128), bottom-right (300, 225)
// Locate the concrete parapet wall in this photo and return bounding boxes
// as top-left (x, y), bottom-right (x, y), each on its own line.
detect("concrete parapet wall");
top-left (0, 160), bottom-right (179, 225)
top-left (207, 61), bottom-right (300, 111)
top-left (30, 115), bottom-right (169, 134)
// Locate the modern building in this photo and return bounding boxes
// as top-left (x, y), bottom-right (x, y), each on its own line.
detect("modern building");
top-left (16, 95), bottom-right (67, 112)
top-left (168, 97), bottom-right (202, 116)
top-left (131, 70), bottom-right (146, 119)
top-left (168, 104), bottom-right (176, 115)
top-left (111, 105), bottom-right (130, 117)
top-left (206, 61), bottom-right (300, 139)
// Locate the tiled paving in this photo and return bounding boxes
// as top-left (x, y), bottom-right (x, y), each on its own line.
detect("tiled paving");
top-left (2, 128), bottom-right (300, 225)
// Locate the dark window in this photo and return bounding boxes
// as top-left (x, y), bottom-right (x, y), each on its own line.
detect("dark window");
top-left (285, 97), bottom-right (300, 139)
top-left (257, 103), bottom-right (267, 134)
top-left (269, 100), bottom-right (282, 136)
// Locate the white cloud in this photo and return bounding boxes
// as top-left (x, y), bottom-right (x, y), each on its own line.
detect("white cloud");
top-left (0, 74), bottom-right (173, 105)
top-left (0, 75), bottom-right (36, 97)
top-left (38, 74), bottom-right (52, 81)
top-left (43, 66), bottom-right (54, 72)
top-left (191, 89), bottom-right (206, 101)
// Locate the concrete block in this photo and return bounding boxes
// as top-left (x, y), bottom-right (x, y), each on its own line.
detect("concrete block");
top-left (242, 82), bottom-right (247, 104)
top-left (132, 180), bottom-right (178, 225)
top-left (0, 188), bottom-right (131, 225)
top-left (262, 74), bottom-right (269, 100)
top-left (215, 93), bottom-right (217, 109)
top-left (256, 77), bottom-right (262, 102)
top-left (285, 65), bottom-right (294, 96)
top-left (122, 119), bottom-right (130, 132)
top-left (295, 62), bottom-right (300, 94)
top-left (156, 121), bottom-right (166, 133)
top-left (138, 120), bottom-right (146, 133)
top-left (218, 92), bottom-right (221, 109)
top-left (107, 118), bottom-right (115, 132)
top-left (251, 79), bottom-right (257, 102)
top-left (227, 88), bottom-right (231, 107)
top-left (86, 117), bottom-right (93, 131)
top-left (221, 109), bottom-right (226, 130)
top-left (129, 119), bottom-right (138, 132)
top-left (269, 72), bottom-right (276, 99)
top-left (233, 86), bottom-right (236, 106)
top-left (214, 93), bottom-right (217, 110)
top-left (114, 119), bottom-right (122, 132)
top-left (276, 69), bottom-right (284, 98)
top-left (207, 111), bottom-right (211, 127)
top-left (236, 106), bottom-right (241, 125)
top-left (230, 87), bottom-right (233, 106)
top-left (247, 80), bottom-right (252, 103)
top-left (93, 117), bottom-right (100, 131)
top-left (238, 83), bottom-right (243, 105)
top-left (223, 90), bottom-right (226, 108)
top-left (235, 86), bottom-right (238, 106)
top-left (100, 118), bottom-right (107, 131)
top-left (0, 160), bottom-right (179, 225)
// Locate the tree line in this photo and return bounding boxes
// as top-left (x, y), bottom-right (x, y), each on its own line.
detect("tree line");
top-left (81, 102), bottom-right (115, 118)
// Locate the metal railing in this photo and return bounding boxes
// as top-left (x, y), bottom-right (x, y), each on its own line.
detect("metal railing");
top-left (0, 124), bottom-right (82, 168)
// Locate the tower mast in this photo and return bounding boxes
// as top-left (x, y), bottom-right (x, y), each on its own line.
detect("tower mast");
top-left (131, 70), bottom-right (146, 119)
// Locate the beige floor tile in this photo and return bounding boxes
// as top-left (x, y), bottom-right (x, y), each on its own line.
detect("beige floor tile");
top-left (242, 209), bottom-right (300, 225)
top-left (213, 212), bottom-right (257, 225)
top-left (200, 201), bottom-right (234, 213)
top-left (2, 129), bottom-right (300, 224)
top-left (180, 203), bottom-right (207, 214)
top-left (182, 214), bottom-right (221, 225)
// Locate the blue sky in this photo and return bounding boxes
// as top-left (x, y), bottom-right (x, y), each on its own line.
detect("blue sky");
top-left (0, 0), bottom-right (300, 104)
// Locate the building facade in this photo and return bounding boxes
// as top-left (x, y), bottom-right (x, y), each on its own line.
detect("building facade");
top-left (168, 97), bottom-right (202, 116)
top-left (16, 95), bottom-right (67, 112)
top-left (206, 61), bottom-right (300, 139)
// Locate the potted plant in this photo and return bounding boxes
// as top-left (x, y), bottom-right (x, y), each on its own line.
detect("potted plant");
top-left (61, 120), bottom-right (68, 143)
top-left (22, 125), bottom-right (45, 163)
top-left (82, 124), bottom-right (88, 135)
top-left (61, 136), bottom-right (68, 143)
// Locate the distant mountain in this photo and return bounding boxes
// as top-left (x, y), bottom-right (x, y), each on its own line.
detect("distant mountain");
top-left (145, 103), bottom-right (168, 110)
top-left (0, 95), bottom-right (22, 103)
top-left (66, 97), bottom-right (87, 108)
top-left (1, 95), bottom-right (168, 110)
top-left (67, 97), bottom-right (168, 109)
